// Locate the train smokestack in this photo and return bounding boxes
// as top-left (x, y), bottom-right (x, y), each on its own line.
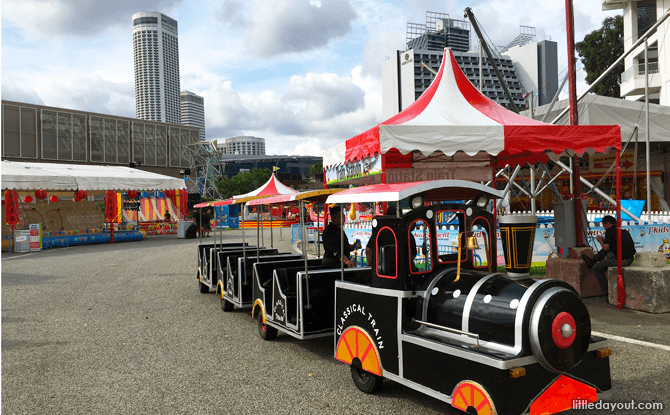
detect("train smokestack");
top-left (498, 214), bottom-right (538, 279)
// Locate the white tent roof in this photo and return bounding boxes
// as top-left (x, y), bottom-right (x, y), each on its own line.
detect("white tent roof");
top-left (1, 161), bottom-right (186, 192)
top-left (523, 93), bottom-right (670, 143)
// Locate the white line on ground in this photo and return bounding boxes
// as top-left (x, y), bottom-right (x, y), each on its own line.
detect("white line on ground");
top-left (1, 252), bottom-right (40, 260)
top-left (593, 331), bottom-right (670, 352)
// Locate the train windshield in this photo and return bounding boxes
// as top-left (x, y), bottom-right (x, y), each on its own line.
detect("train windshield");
top-left (435, 209), bottom-right (467, 264)
top-left (409, 219), bottom-right (432, 274)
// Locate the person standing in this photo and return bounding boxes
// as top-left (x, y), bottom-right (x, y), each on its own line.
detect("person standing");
top-left (582, 215), bottom-right (636, 292)
top-left (322, 206), bottom-right (360, 267)
top-left (202, 208), bottom-right (212, 237)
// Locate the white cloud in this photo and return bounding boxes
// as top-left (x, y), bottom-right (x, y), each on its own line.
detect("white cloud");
top-left (1, 79), bottom-right (45, 105)
top-left (243, 0), bottom-right (357, 57)
top-left (2, 0), bottom-right (183, 38)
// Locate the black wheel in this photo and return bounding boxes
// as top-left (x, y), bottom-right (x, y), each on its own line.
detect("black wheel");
top-left (221, 292), bottom-right (234, 312)
top-left (257, 313), bottom-right (277, 340)
top-left (198, 280), bottom-right (209, 293)
top-left (350, 365), bottom-right (383, 394)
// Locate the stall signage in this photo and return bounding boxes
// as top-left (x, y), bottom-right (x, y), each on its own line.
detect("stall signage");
top-left (326, 154), bottom-right (382, 185)
top-left (29, 223), bottom-right (42, 251)
top-left (385, 165), bottom-right (491, 183)
top-left (589, 150), bottom-right (636, 173)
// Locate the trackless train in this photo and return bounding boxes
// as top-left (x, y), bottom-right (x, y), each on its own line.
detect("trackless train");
top-left (196, 180), bottom-right (612, 415)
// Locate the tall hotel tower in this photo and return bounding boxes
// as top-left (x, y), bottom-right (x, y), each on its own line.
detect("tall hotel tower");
top-left (180, 91), bottom-right (205, 141)
top-left (132, 12), bottom-right (181, 124)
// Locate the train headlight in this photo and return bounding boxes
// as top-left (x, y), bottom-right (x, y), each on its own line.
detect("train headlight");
top-left (474, 195), bottom-right (489, 209)
top-left (411, 195), bottom-right (424, 209)
top-left (596, 348), bottom-right (612, 358)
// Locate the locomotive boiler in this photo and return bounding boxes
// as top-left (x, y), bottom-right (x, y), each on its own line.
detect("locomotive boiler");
top-left (329, 180), bottom-right (612, 415)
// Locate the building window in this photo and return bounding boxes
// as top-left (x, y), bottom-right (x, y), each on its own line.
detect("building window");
top-left (41, 109), bottom-right (86, 162)
top-left (1, 105), bottom-right (38, 159)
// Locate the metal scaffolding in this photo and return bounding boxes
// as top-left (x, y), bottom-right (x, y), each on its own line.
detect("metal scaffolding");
top-left (182, 141), bottom-right (223, 200)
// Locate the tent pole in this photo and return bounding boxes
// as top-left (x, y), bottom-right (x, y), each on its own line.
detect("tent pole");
top-left (634, 128), bottom-right (639, 199)
top-left (530, 162), bottom-right (536, 214)
top-left (645, 39), bottom-right (651, 220)
top-left (616, 151), bottom-right (624, 309)
top-left (242, 203), bottom-right (246, 281)
top-left (565, 0), bottom-right (584, 246)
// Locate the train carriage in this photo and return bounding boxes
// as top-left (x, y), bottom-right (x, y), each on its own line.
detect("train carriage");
top-left (196, 242), bottom-right (248, 293)
top-left (246, 188), bottom-right (369, 340)
top-left (325, 180), bottom-right (612, 415)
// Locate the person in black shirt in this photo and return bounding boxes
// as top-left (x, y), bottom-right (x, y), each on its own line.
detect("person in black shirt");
top-left (322, 206), bottom-right (361, 267)
top-left (582, 215), bottom-right (636, 291)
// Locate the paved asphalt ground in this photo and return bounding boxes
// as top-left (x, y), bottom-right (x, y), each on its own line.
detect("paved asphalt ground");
top-left (2, 229), bottom-right (669, 414)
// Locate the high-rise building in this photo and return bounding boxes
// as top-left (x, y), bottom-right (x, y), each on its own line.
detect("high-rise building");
top-left (406, 12), bottom-right (471, 53)
top-left (132, 12), bottom-right (181, 125)
top-left (180, 91), bottom-right (205, 141)
top-left (382, 12), bottom-right (558, 118)
top-left (218, 136), bottom-right (266, 156)
top-left (602, 0), bottom-right (666, 105)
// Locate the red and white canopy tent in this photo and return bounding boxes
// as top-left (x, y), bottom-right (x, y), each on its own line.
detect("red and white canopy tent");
top-left (323, 48), bottom-right (629, 308)
top-left (194, 173), bottom-right (298, 208)
top-left (323, 48), bottom-right (621, 186)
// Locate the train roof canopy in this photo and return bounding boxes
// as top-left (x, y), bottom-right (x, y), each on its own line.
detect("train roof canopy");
top-left (325, 180), bottom-right (503, 204)
top-left (246, 188), bottom-right (344, 206)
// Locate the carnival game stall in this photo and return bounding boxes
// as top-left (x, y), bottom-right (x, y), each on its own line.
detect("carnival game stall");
top-left (1, 161), bottom-right (186, 250)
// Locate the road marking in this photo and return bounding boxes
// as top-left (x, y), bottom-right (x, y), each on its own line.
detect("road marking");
top-left (593, 331), bottom-right (670, 352)
top-left (1, 252), bottom-right (40, 260)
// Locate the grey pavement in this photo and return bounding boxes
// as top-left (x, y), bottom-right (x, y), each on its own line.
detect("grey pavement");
top-left (2, 228), bottom-right (669, 414)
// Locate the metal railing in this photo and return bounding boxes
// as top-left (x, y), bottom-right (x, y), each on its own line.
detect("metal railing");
top-left (621, 62), bottom-right (659, 83)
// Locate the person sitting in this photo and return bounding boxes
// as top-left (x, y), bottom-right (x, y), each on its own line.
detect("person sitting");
top-left (322, 206), bottom-right (361, 267)
top-left (582, 215), bottom-right (636, 292)
top-left (163, 211), bottom-right (172, 222)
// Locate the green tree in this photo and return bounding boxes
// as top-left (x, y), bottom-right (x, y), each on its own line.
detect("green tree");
top-left (575, 15), bottom-right (624, 98)
top-left (216, 168), bottom-right (273, 199)
top-left (309, 162), bottom-right (323, 175)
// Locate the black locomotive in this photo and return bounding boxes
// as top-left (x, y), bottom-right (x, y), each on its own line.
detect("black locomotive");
top-left (198, 180), bottom-right (612, 415)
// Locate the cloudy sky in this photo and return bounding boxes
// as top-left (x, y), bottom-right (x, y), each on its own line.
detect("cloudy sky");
top-left (2, 0), bottom-right (618, 156)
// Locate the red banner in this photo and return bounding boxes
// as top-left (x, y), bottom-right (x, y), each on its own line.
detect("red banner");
top-left (4, 190), bottom-right (20, 225)
top-left (105, 191), bottom-right (118, 222)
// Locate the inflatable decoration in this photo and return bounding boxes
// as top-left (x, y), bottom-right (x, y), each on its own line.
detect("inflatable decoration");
top-left (35, 189), bottom-right (47, 200)
top-left (75, 190), bottom-right (87, 200)
top-left (4, 190), bottom-right (20, 225)
top-left (49, 196), bottom-right (59, 203)
top-left (23, 195), bottom-right (34, 203)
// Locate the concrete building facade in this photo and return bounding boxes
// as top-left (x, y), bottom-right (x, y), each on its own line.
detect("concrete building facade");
top-left (1, 100), bottom-right (198, 178)
top-left (602, 0), bottom-right (668, 105)
top-left (132, 12), bottom-right (181, 125)
top-left (180, 91), bottom-right (205, 141)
